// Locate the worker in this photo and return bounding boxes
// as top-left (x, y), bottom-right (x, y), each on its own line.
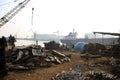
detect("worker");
top-left (0, 36), bottom-right (8, 78)
top-left (8, 35), bottom-right (16, 50)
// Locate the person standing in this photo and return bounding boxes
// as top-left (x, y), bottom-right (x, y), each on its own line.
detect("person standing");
top-left (0, 36), bottom-right (8, 78)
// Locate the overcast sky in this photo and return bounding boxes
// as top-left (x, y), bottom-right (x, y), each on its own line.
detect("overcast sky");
top-left (0, 0), bottom-right (120, 38)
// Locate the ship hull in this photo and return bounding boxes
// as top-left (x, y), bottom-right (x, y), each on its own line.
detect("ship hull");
top-left (60, 38), bottom-right (118, 45)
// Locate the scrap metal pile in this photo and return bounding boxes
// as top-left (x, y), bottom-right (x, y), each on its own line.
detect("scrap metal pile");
top-left (82, 43), bottom-right (120, 59)
top-left (52, 70), bottom-right (120, 80)
top-left (84, 43), bottom-right (106, 54)
top-left (107, 44), bottom-right (120, 58)
top-left (6, 45), bottom-right (71, 70)
top-left (44, 41), bottom-right (60, 50)
top-left (109, 58), bottom-right (120, 77)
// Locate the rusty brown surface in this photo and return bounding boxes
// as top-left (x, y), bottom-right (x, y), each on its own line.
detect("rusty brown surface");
top-left (2, 51), bottom-right (112, 80)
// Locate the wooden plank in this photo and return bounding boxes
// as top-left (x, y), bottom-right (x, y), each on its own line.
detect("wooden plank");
top-left (51, 50), bottom-right (65, 57)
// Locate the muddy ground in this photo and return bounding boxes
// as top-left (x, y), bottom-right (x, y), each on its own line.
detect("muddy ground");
top-left (2, 51), bottom-right (111, 80)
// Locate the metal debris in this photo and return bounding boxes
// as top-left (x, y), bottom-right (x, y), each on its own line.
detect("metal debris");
top-left (84, 43), bottom-right (106, 54)
top-left (109, 58), bottom-right (120, 77)
top-left (52, 70), bottom-right (119, 80)
top-left (6, 45), bottom-right (71, 70)
top-left (44, 41), bottom-right (60, 50)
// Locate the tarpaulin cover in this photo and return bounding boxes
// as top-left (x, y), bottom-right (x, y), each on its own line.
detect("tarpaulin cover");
top-left (74, 42), bottom-right (87, 52)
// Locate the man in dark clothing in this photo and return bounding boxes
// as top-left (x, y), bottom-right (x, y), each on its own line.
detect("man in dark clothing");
top-left (0, 36), bottom-right (8, 78)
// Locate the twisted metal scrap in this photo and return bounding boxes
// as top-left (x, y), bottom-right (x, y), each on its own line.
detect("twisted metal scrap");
top-left (52, 70), bottom-right (120, 80)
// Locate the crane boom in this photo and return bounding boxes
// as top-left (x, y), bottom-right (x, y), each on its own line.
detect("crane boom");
top-left (93, 32), bottom-right (120, 36)
top-left (0, 0), bottom-right (30, 28)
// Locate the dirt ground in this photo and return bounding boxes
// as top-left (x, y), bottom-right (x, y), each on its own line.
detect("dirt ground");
top-left (2, 51), bottom-right (111, 80)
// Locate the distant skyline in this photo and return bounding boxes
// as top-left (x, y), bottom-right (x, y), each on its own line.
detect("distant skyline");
top-left (0, 0), bottom-right (120, 38)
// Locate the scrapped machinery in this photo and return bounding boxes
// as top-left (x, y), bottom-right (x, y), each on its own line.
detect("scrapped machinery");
top-left (93, 32), bottom-right (120, 77)
top-left (9, 45), bottom-right (52, 68)
top-left (44, 41), bottom-right (60, 50)
top-left (5, 44), bottom-right (71, 70)
top-left (93, 31), bottom-right (120, 57)
top-left (75, 32), bottom-right (120, 78)
top-left (109, 57), bottom-right (120, 77)
top-left (84, 43), bottom-right (106, 54)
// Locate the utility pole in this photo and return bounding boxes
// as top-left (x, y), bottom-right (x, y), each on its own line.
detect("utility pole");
top-left (31, 8), bottom-right (34, 25)
top-left (31, 8), bottom-right (38, 45)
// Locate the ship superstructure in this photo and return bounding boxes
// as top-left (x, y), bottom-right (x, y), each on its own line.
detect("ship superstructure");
top-left (60, 31), bottom-right (119, 46)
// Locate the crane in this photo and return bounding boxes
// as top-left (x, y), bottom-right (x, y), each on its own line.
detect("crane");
top-left (0, 0), bottom-right (31, 28)
top-left (93, 31), bottom-right (120, 36)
